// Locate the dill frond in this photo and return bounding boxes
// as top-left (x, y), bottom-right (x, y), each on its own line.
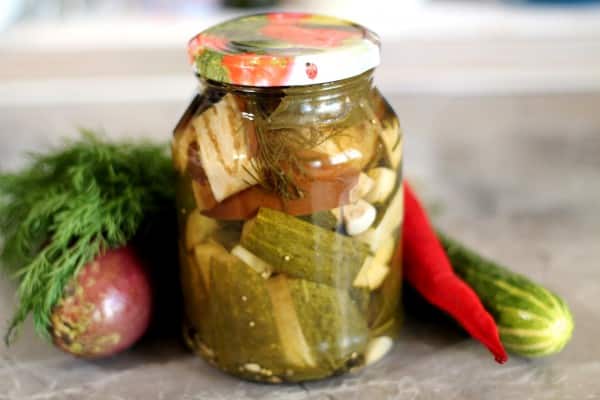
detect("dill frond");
top-left (0, 131), bottom-right (174, 344)
top-left (247, 101), bottom-right (344, 200)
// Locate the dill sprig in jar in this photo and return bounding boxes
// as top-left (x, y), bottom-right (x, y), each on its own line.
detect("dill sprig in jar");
top-left (173, 12), bottom-right (404, 383)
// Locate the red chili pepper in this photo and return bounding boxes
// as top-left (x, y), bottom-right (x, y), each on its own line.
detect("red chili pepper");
top-left (403, 183), bottom-right (508, 364)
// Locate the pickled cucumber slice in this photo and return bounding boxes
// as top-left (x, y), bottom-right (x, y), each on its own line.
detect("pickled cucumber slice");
top-left (178, 242), bottom-right (209, 336)
top-left (267, 276), bottom-right (317, 370)
top-left (266, 276), bottom-right (369, 380)
top-left (185, 210), bottom-right (219, 251)
top-left (372, 236), bottom-right (396, 265)
top-left (353, 256), bottom-right (390, 290)
top-left (192, 240), bottom-right (228, 290)
top-left (353, 235), bottom-right (396, 289)
top-left (209, 251), bottom-right (284, 379)
top-left (241, 208), bottom-right (371, 288)
top-left (368, 234), bottom-right (403, 331)
top-left (288, 278), bottom-right (369, 373)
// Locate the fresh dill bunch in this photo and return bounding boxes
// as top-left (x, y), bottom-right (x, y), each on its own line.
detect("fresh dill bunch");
top-left (0, 130), bottom-right (175, 344)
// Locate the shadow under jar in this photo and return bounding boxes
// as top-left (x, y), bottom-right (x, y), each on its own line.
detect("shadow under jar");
top-left (173, 13), bottom-right (404, 383)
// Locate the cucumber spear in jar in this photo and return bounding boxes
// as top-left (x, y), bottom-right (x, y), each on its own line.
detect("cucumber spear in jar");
top-left (240, 208), bottom-right (371, 288)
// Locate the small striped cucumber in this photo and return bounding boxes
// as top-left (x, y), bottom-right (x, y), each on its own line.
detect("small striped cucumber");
top-left (439, 232), bottom-right (574, 358)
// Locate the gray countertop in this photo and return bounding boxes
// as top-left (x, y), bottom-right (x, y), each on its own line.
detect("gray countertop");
top-left (1, 93), bottom-right (599, 399)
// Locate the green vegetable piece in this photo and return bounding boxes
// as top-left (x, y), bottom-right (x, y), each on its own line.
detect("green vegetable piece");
top-left (368, 232), bottom-right (403, 332)
top-left (288, 278), bottom-right (369, 373)
top-left (267, 276), bottom-right (319, 380)
top-left (181, 239), bottom-right (235, 358)
top-left (240, 208), bottom-right (371, 288)
top-left (185, 210), bottom-right (219, 251)
top-left (208, 250), bottom-right (284, 380)
top-left (353, 257), bottom-right (389, 290)
top-left (179, 243), bottom-right (209, 327)
top-left (368, 259), bottom-right (403, 332)
top-left (439, 232), bottom-right (574, 358)
top-left (265, 276), bottom-right (369, 381)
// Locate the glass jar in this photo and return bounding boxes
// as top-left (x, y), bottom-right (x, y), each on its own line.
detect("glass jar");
top-left (173, 13), bottom-right (404, 383)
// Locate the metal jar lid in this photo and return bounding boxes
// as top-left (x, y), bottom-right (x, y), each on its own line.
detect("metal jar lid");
top-left (188, 12), bottom-right (380, 87)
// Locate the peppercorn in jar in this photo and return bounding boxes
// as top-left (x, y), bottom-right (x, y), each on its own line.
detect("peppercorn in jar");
top-left (173, 12), bottom-right (404, 382)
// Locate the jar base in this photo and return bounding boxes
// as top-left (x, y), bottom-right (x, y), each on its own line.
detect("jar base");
top-left (182, 319), bottom-right (397, 383)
